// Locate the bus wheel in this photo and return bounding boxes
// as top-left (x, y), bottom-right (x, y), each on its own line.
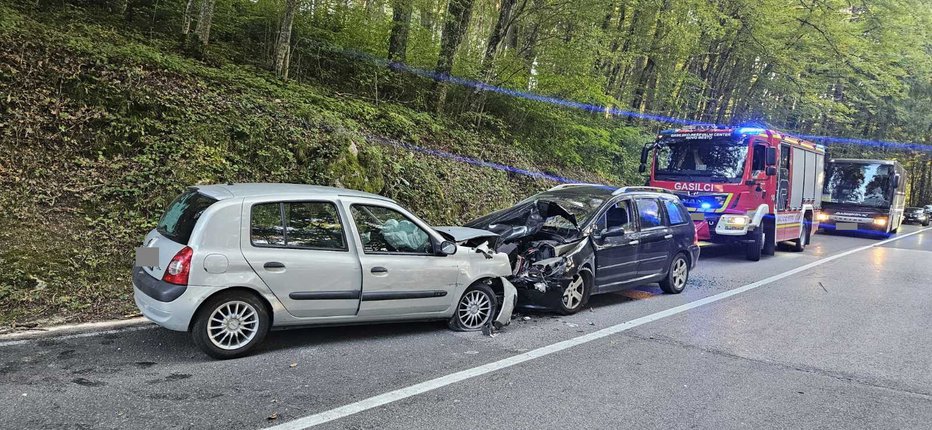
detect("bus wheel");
top-left (791, 221), bottom-right (809, 252)
top-left (745, 228), bottom-right (762, 261)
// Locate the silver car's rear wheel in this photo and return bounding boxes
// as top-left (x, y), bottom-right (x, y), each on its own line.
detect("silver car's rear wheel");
top-left (191, 291), bottom-right (270, 359)
top-left (207, 301), bottom-right (259, 350)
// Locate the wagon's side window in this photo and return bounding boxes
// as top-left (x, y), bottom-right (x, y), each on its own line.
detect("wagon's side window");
top-left (635, 198), bottom-right (663, 229)
top-left (350, 205), bottom-right (432, 254)
top-left (664, 199), bottom-right (689, 225)
top-left (595, 200), bottom-right (635, 232)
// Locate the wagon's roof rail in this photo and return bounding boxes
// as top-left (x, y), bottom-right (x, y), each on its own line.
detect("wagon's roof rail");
top-left (613, 186), bottom-right (673, 196)
top-left (547, 183), bottom-right (607, 191)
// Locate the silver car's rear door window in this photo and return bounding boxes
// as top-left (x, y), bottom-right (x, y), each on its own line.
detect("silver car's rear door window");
top-left (241, 199), bottom-right (362, 318)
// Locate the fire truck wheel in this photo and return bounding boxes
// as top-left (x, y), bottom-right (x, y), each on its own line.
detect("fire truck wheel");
top-left (762, 222), bottom-right (776, 256)
top-left (791, 222), bottom-right (809, 252)
top-left (745, 228), bottom-right (763, 261)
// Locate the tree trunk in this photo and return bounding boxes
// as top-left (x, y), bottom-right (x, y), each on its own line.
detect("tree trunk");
top-left (113, 0), bottom-right (128, 15)
top-left (630, 0), bottom-right (671, 111)
top-left (387, 0), bottom-right (414, 63)
top-left (182, 0), bottom-right (198, 37)
top-left (470, 0), bottom-right (521, 113)
top-left (479, 0), bottom-right (517, 79)
top-left (192, 0), bottom-right (217, 54)
top-left (432, 0), bottom-right (475, 112)
top-left (274, 0), bottom-right (300, 79)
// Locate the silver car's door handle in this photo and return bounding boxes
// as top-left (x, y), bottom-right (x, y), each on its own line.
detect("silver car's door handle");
top-left (371, 266), bottom-right (388, 274)
top-left (628, 240), bottom-right (640, 245)
top-left (663, 234), bottom-right (673, 239)
top-left (264, 262), bottom-right (285, 270)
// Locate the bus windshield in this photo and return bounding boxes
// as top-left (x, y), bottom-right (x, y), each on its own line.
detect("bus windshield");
top-left (822, 162), bottom-right (894, 208)
top-left (654, 135), bottom-right (749, 183)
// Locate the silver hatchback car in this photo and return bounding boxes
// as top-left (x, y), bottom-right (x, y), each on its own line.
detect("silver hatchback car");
top-left (134, 184), bottom-right (516, 359)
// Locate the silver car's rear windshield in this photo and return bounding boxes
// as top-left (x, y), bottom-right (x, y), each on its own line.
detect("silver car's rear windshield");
top-left (157, 189), bottom-right (218, 244)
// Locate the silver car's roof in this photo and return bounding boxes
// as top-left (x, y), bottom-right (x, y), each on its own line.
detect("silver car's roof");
top-left (193, 183), bottom-right (394, 202)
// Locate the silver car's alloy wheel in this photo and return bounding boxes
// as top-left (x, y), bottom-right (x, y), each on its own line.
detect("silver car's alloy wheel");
top-left (562, 276), bottom-right (584, 310)
top-left (671, 258), bottom-right (688, 290)
top-left (207, 301), bottom-right (259, 350)
top-left (458, 290), bottom-right (492, 329)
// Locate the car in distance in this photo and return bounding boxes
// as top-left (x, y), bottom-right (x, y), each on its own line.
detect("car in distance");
top-left (904, 207), bottom-right (930, 226)
top-left (466, 184), bottom-right (700, 314)
top-left (133, 183), bottom-right (516, 359)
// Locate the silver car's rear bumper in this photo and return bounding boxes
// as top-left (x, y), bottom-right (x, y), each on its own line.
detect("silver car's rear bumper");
top-left (133, 282), bottom-right (216, 332)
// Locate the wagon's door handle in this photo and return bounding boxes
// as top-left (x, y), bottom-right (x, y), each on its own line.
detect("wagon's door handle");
top-left (371, 266), bottom-right (388, 274)
top-left (264, 262), bottom-right (286, 269)
top-left (628, 240), bottom-right (640, 245)
top-left (663, 234), bottom-right (673, 239)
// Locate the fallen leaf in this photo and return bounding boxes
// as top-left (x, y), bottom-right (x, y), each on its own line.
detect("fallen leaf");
top-left (267, 413), bottom-right (278, 421)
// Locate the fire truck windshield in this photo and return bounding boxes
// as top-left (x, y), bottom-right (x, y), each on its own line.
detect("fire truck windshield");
top-left (654, 136), bottom-right (750, 183)
top-left (823, 162), bottom-right (894, 208)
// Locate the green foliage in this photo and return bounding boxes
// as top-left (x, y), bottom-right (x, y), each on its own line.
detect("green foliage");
top-left (0, 2), bottom-right (626, 326)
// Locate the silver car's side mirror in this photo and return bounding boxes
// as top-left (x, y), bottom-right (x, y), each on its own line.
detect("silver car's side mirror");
top-left (438, 240), bottom-right (457, 256)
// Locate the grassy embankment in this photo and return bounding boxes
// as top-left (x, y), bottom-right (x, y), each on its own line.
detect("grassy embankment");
top-left (0, 2), bottom-right (649, 327)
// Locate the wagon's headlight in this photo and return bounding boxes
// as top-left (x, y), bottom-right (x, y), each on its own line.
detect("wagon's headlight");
top-left (872, 217), bottom-right (887, 226)
top-left (816, 213), bottom-right (830, 222)
top-left (533, 256), bottom-right (570, 277)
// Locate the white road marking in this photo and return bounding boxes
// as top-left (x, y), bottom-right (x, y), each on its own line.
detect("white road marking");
top-left (266, 227), bottom-right (931, 430)
top-left (0, 322), bottom-right (154, 347)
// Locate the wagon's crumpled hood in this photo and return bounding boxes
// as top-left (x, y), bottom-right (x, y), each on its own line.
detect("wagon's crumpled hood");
top-left (464, 199), bottom-right (579, 243)
top-left (433, 226), bottom-right (500, 242)
top-left (464, 198), bottom-right (593, 298)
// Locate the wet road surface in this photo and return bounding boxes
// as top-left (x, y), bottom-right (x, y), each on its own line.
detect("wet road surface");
top-left (2, 226), bottom-right (930, 429)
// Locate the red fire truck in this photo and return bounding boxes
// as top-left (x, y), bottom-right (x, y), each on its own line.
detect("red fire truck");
top-left (638, 126), bottom-right (826, 261)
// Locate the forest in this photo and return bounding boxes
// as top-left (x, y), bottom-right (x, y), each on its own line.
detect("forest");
top-left (125, 0), bottom-right (931, 197)
top-left (0, 0), bottom-right (930, 325)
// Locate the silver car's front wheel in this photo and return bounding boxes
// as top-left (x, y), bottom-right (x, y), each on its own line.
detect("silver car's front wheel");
top-left (449, 283), bottom-right (498, 332)
top-left (192, 292), bottom-right (270, 359)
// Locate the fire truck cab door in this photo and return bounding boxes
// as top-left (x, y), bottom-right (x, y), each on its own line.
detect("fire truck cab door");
top-left (777, 144), bottom-right (791, 211)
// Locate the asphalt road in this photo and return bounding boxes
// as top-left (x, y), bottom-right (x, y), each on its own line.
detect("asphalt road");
top-left (2, 225), bottom-right (931, 429)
